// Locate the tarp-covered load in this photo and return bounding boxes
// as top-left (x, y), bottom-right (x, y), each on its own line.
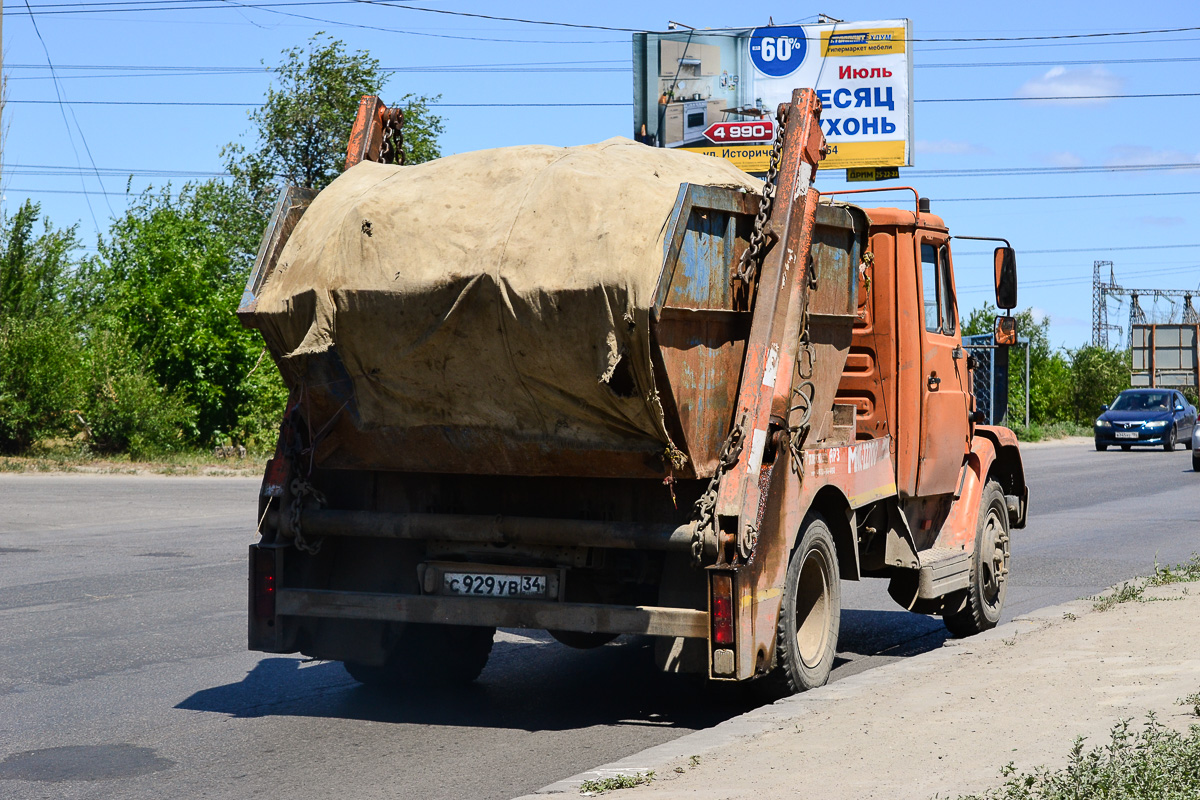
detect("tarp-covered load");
top-left (242, 137), bottom-right (761, 477)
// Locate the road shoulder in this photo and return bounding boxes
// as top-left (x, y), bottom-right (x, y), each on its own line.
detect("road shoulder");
top-left (522, 582), bottom-right (1200, 799)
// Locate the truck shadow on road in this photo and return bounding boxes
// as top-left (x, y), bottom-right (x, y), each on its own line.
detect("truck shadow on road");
top-left (176, 609), bottom-right (948, 732)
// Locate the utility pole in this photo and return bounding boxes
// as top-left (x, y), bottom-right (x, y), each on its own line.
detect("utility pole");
top-left (1, 0), bottom-right (5, 197)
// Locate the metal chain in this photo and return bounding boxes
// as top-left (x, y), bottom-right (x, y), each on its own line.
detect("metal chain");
top-left (690, 418), bottom-right (746, 565)
top-left (289, 476), bottom-right (327, 554)
top-left (733, 108), bottom-right (789, 288)
top-left (377, 107), bottom-right (406, 166)
top-left (787, 273), bottom-right (817, 474)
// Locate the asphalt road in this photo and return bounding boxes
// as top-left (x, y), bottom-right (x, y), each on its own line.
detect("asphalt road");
top-left (1, 443), bottom-right (1197, 799)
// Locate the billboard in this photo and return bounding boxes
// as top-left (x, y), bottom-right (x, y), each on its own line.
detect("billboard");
top-left (631, 20), bottom-right (913, 174)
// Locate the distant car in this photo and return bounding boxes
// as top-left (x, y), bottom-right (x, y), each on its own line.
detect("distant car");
top-left (1094, 389), bottom-right (1197, 452)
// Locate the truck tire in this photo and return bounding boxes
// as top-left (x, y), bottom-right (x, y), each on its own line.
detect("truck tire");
top-left (768, 513), bottom-right (841, 694)
top-left (943, 481), bottom-right (1009, 637)
top-left (345, 623), bottom-right (496, 688)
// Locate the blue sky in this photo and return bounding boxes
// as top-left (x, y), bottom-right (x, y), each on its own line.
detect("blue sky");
top-left (2, 1), bottom-right (1198, 348)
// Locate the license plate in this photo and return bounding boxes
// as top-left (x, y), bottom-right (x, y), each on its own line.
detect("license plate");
top-left (1114, 431), bottom-right (1138, 439)
top-left (442, 571), bottom-right (548, 598)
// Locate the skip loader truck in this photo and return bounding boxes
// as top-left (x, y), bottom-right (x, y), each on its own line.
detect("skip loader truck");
top-left (239, 89), bottom-right (1028, 693)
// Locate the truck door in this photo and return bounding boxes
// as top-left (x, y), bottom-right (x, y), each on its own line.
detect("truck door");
top-left (915, 237), bottom-right (970, 497)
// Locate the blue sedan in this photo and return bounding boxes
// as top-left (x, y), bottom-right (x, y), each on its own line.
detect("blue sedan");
top-left (1095, 389), bottom-right (1197, 452)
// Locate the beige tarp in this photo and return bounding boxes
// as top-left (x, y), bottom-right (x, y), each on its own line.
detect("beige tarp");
top-left (250, 137), bottom-right (760, 460)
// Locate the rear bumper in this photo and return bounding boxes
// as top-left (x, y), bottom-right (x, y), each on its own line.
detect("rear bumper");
top-left (259, 588), bottom-right (708, 651)
top-left (1094, 429), bottom-right (1171, 446)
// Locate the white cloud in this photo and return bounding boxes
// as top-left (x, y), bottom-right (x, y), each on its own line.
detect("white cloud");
top-left (1043, 151), bottom-right (1084, 167)
top-left (915, 140), bottom-right (991, 156)
top-left (1015, 66), bottom-right (1124, 105)
top-left (1136, 216), bottom-right (1186, 227)
top-left (1105, 145), bottom-right (1200, 167)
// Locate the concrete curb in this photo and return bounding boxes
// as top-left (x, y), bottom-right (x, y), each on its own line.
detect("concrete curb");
top-left (513, 595), bottom-right (1098, 798)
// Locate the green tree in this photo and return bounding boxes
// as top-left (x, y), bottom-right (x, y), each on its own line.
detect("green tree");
top-left (0, 317), bottom-right (85, 452)
top-left (1069, 345), bottom-right (1130, 424)
top-left (80, 182), bottom-right (274, 446)
top-left (223, 33), bottom-right (443, 214)
top-left (1, 199), bottom-right (80, 320)
top-left (0, 202), bottom-right (88, 452)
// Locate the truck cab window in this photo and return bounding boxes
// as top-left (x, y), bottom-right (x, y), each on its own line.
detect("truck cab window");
top-left (939, 244), bottom-right (956, 335)
top-left (921, 243), bottom-right (940, 332)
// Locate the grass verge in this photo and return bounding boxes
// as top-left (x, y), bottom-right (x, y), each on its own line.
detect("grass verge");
top-left (1092, 554), bottom-right (1200, 611)
top-left (0, 442), bottom-right (268, 476)
top-left (579, 772), bottom-right (655, 794)
top-left (957, 712), bottom-right (1200, 800)
top-left (1009, 421), bottom-right (1092, 443)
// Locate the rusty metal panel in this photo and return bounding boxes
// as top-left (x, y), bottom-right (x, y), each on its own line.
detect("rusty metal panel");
top-left (653, 308), bottom-right (750, 477)
top-left (344, 95), bottom-right (386, 169)
top-left (650, 183), bottom-right (759, 478)
top-left (292, 508), bottom-right (693, 551)
top-left (837, 229), bottom-right (896, 443)
top-left (276, 589), bottom-right (709, 639)
top-left (237, 185), bottom-right (317, 326)
top-left (797, 204), bottom-right (863, 446)
top-left (653, 183), bottom-right (758, 313)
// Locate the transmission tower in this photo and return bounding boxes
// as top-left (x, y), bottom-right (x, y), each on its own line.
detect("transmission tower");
top-left (1184, 295), bottom-right (1200, 325)
top-left (1092, 261), bottom-right (1199, 349)
top-left (1091, 261), bottom-right (1121, 347)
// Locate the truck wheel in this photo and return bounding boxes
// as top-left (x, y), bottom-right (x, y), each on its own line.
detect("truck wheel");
top-left (345, 623), bottom-right (496, 688)
top-left (943, 481), bottom-right (1009, 637)
top-left (770, 514), bottom-right (841, 694)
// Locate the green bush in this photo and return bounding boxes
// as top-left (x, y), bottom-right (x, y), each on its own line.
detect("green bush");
top-left (959, 714), bottom-right (1200, 800)
top-left (1069, 345), bottom-right (1130, 424)
top-left (0, 317), bottom-right (87, 452)
top-left (81, 330), bottom-right (195, 460)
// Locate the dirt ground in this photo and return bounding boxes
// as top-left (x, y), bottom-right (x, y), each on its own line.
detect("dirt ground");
top-left (551, 582), bottom-right (1200, 800)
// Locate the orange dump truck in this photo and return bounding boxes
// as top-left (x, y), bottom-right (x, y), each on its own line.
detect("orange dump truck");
top-left (239, 89), bottom-right (1027, 693)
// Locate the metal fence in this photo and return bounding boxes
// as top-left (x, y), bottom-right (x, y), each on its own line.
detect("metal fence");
top-left (963, 334), bottom-right (1030, 427)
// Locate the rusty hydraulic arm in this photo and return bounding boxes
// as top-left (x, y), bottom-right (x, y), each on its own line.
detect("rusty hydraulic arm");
top-left (698, 88), bottom-right (827, 566)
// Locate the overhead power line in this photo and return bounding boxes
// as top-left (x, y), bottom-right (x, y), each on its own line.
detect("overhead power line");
top-left (916, 56), bottom-right (1200, 68)
top-left (7, 1), bottom-right (1200, 43)
top-left (919, 93), bottom-right (1200, 103)
top-left (13, 160), bottom-right (1200, 181)
top-left (9, 92), bottom-right (1200, 108)
top-left (930, 191), bottom-right (1200, 202)
top-left (18, 0), bottom-right (109, 225)
top-left (8, 55), bottom-right (1199, 80)
top-left (959, 243), bottom-right (1200, 256)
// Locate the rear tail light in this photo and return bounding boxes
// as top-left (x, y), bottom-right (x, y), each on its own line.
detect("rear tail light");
top-left (711, 573), bottom-right (734, 645)
top-left (252, 546), bottom-right (277, 625)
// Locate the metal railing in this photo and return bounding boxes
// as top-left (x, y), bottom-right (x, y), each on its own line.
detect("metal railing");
top-left (963, 334), bottom-right (1030, 428)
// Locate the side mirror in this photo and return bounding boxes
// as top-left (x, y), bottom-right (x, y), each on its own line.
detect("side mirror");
top-left (994, 315), bottom-right (1017, 346)
top-left (1101, 404), bottom-right (1109, 411)
top-left (994, 247), bottom-right (1017, 310)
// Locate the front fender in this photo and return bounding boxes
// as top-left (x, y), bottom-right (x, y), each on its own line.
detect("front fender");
top-left (975, 425), bottom-right (1028, 529)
